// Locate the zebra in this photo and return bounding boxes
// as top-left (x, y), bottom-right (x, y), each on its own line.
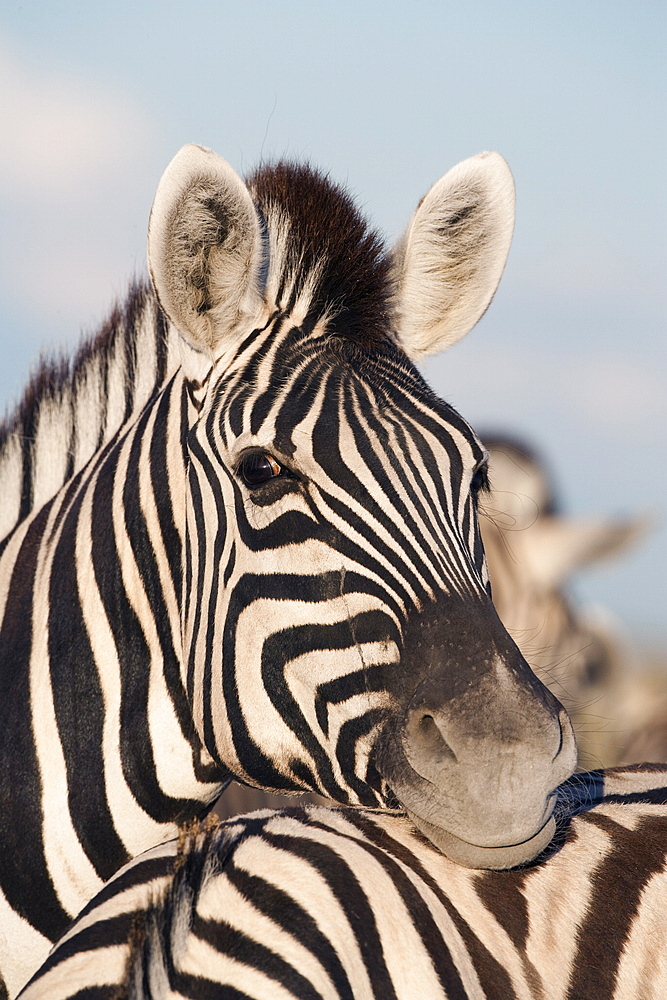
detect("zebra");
top-left (0, 145), bottom-right (577, 995)
top-left (16, 764), bottom-right (667, 999)
top-left (479, 436), bottom-right (647, 770)
top-left (215, 433), bottom-right (649, 821)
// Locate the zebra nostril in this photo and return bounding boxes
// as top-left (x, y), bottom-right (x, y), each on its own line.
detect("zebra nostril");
top-left (415, 712), bottom-right (457, 764)
top-left (553, 708), bottom-right (577, 769)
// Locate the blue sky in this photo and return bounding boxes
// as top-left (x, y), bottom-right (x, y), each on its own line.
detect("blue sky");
top-left (1, 2), bottom-right (665, 638)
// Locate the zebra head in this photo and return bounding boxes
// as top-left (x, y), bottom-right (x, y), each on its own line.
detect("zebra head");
top-left (147, 145), bottom-right (576, 869)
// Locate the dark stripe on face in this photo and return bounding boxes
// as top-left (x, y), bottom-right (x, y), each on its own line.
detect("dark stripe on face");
top-left (221, 573), bottom-right (374, 797)
top-left (226, 448), bottom-right (416, 619)
top-left (259, 613), bottom-right (398, 803)
top-left (219, 326), bottom-right (485, 607)
top-left (366, 403), bottom-right (456, 563)
top-left (223, 315), bottom-right (289, 439)
top-left (340, 383), bottom-right (470, 596)
top-left (186, 315), bottom-right (499, 810)
top-left (386, 395), bottom-right (484, 593)
top-left (334, 709), bottom-right (387, 804)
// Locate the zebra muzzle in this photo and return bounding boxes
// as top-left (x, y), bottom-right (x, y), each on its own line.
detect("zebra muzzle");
top-left (377, 652), bottom-right (576, 869)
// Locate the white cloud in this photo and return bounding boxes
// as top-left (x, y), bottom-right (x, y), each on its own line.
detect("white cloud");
top-left (0, 40), bottom-right (158, 348)
top-left (0, 43), bottom-right (151, 198)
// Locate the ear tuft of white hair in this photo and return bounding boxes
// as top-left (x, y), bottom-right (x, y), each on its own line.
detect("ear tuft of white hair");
top-left (392, 152), bottom-right (515, 359)
top-left (147, 144), bottom-right (263, 359)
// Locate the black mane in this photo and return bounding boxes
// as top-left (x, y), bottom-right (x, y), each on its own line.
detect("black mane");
top-left (248, 162), bottom-right (392, 350)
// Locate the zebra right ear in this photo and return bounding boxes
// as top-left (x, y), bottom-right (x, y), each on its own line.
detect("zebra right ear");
top-left (147, 144), bottom-right (264, 362)
top-left (391, 152), bottom-right (515, 360)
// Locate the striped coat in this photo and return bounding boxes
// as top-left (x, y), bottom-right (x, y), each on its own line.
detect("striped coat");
top-left (18, 764), bottom-right (667, 999)
top-left (215, 433), bottom-right (652, 821)
top-left (1, 145), bottom-right (575, 993)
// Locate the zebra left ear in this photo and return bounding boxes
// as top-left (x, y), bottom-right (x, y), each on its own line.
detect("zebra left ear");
top-left (522, 515), bottom-right (649, 590)
top-left (147, 144), bottom-right (263, 361)
top-left (391, 152), bottom-right (515, 359)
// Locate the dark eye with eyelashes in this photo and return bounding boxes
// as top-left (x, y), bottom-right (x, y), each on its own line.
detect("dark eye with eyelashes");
top-left (238, 452), bottom-right (283, 487)
top-left (470, 462), bottom-right (490, 497)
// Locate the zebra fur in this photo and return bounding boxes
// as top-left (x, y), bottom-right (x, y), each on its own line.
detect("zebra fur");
top-left (214, 433), bottom-right (650, 821)
top-left (0, 146), bottom-right (575, 994)
top-left (0, 284), bottom-right (180, 544)
top-left (17, 764), bottom-right (667, 1000)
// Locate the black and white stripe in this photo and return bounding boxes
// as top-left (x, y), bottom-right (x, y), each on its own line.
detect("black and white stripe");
top-left (0, 145), bottom-right (575, 994)
top-left (17, 765), bottom-right (667, 1000)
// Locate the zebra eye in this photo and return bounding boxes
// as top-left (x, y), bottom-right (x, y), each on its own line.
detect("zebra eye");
top-left (239, 452), bottom-right (283, 487)
top-left (471, 462), bottom-right (490, 496)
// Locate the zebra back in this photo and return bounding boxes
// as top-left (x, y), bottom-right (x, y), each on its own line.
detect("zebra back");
top-left (18, 765), bottom-right (667, 1000)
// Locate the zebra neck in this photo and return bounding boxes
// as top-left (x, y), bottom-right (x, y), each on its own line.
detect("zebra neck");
top-left (0, 370), bottom-right (225, 952)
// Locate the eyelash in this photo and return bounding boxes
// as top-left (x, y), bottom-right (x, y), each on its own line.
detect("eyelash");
top-left (471, 463), bottom-right (490, 497)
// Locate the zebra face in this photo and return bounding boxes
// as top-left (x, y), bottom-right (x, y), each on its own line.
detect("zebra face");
top-left (149, 144), bottom-right (577, 868)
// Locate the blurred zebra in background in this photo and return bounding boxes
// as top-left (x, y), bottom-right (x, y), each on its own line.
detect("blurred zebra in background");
top-left (17, 765), bottom-right (667, 1000)
top-left (477, 436), bottom-right (661, 770)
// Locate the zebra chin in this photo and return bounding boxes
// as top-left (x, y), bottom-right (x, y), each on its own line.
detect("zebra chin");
top-left (380, 747), bottom-right (573, 870)
top-left (404, 803), bottom-right (558, 870)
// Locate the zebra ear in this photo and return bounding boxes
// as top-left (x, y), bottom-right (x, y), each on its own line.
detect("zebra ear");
top-left (521, 515), bottom-right (649, 591)
top-left (147, 144), bottom-right (263, 360)
top-left (391, 152), bottom-right (515, 359)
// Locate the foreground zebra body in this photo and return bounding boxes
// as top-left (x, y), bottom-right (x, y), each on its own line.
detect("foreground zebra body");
top-left (0, 146), bottom-right (576, 993)
top-left (18, 765), bottom-right (667, 999)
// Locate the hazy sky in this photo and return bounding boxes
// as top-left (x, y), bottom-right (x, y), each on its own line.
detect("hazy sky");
top-left (1, 2), bottom-right (665, 638)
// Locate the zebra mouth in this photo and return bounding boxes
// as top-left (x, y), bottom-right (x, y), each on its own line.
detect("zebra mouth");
top-left (405, 808), bottom-right (557, 870)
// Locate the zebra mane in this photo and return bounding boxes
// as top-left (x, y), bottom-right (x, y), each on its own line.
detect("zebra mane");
top-left (123, 815), bottom-right (236, 992)
top-left (248, 162), bottom-right (393, 350)
top-left (0, 280), bottom-right (180, 543)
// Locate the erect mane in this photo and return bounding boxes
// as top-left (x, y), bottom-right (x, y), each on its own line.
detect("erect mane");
top-left (0, 280), bottom-right (179, 543)
top-left (0, 164), bottom-right (393, 544)
top-left (247, 162), bottom-right (392, 350)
